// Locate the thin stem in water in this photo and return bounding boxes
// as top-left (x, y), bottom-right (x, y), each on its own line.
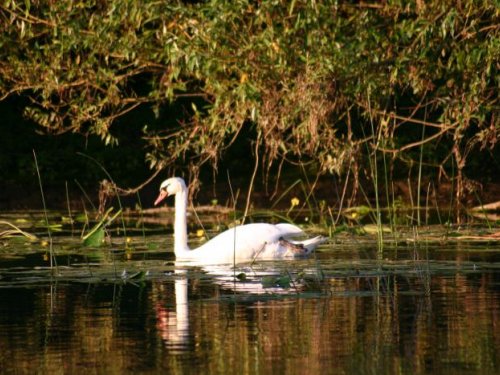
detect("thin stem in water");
top-left (33, 150), bottom-right (57, 273)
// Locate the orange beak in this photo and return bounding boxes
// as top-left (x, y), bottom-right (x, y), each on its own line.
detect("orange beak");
top-left (154, 190), bottom-right (169, 206)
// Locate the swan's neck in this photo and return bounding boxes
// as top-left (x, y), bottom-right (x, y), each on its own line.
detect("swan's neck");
top-left (174, 188), bottom-right (190, 256)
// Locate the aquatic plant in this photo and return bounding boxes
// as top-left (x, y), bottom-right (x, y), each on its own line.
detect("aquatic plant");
top-left (33, 150), bottom-right (57, 271)
top-left (0, 220), bottom-right (37, 241)
top-left (82, 207), bottom-right (122, 247)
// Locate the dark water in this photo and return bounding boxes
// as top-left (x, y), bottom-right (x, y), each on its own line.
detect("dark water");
top-left (1, 218), bottom-right (500, 374)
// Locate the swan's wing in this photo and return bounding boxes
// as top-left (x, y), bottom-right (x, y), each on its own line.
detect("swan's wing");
top-left (274, 223), bottom-right (304, 238)
top-left (190, 223), bottom-right (317, 264)
top-left (193, 223), bottom-right (280, 263)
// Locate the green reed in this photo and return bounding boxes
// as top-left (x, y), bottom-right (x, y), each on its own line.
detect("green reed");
top-left (77, 152), bottom-right (127, 237)
top-left (33, 150), bottom-right (58, 273)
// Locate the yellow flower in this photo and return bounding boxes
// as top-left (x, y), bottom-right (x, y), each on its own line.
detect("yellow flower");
top-left (291, 197), bottom-right (300, 207)
top-left (196, 229), bottom-right (205, 238)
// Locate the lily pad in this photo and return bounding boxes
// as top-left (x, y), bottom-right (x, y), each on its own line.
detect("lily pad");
top-left (262, 275), bottom-right (291, 288)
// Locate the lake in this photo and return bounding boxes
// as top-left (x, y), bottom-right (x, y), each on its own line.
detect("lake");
top-left (1, 211), bottom-right (499, 374)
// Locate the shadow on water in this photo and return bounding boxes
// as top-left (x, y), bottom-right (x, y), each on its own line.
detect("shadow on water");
top-left (1, 211), bottom-right (500, 374)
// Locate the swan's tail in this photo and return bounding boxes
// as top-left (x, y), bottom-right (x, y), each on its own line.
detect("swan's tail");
top-left (282, 235), bottom-right (327, 257)
top-left (298, 236), bottom-right (327, 254)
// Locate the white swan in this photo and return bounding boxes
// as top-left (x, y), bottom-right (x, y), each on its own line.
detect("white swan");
top-left (154, 177), bottom-right (326, 264)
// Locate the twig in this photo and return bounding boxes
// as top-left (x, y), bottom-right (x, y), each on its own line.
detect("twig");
top-left (378, 125), bottom-right (454, 153)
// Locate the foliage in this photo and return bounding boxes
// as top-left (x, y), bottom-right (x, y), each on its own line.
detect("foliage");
top-left (0, 0), bottom-right (498, 201)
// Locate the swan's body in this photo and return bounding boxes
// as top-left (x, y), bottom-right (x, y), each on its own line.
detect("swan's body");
top-left (154, 177), bottom-right (326, 264)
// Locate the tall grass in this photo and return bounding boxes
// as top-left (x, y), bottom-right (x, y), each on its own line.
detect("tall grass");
top-left (226, 170), bottom-right (238, 277)
top-left (77, 152), bottom-right (127, 237)
top-left (471, 190), bottom-right (492, 230)
top-left (381, 135), bottom-right (393, 232)
top-left (446, 158), bottom-right (456, 235)
top-left (74, 179), bottom-right (97, 210)
top-left (33, 150), bottom-right (58, 273)
top-left (65, 181), bottom-right (74, 235)
top-left (270, 178), bottom-right (315, 224)
top-left (243, 131), bottom-right (261, 223)
top-left (364, 92), bottom-right (383, 248)
top-left (416, 117), bottom-right (426, 226)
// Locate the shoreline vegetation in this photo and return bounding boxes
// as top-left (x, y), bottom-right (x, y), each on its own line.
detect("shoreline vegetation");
top-left (0, 1), bottom-right (498, 229)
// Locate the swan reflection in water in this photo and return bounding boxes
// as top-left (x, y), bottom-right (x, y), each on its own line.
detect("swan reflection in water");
top-left (154, 261), bottom-right (319, 348)
top-left (155, 269), bottom-right (189, 349)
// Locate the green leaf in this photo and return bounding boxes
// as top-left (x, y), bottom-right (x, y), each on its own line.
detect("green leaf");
top-left (83, 227), bottom-right (105, 247)
top-left (81, 207), bottom-right (122, 247)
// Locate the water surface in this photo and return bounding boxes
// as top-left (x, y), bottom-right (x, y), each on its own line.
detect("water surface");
top-left (1, 213), bottom-right (499, 374)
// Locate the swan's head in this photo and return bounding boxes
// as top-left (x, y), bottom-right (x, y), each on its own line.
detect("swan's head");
top-left (154, 177), bottom-right (187, 206)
